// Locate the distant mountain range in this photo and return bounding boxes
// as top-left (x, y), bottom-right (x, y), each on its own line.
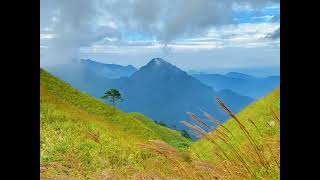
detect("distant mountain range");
top-left (45, 62), bottom-right (114, 96)
top-left (44, 58), bottom-right (255, 133)
top-left (192, 72), bottom-right (280, 99)
top-left (81, 59), bottom-right (137, 78)
top-left (224, 72), bottom-right (256, 79)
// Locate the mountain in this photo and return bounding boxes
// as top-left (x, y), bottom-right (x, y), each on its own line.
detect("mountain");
top-left (225, 72), bottom-right (256, 80)
top-left (81, 59), bottom-right (137, 78)
top-left (44, 58), bottom-right (254, 133)
top-left (192, 72), bottom-right (280, 99)
top-left (115, 58), bottom-right (253, 131)
top-left (40, 68), bottom-right (191, 179)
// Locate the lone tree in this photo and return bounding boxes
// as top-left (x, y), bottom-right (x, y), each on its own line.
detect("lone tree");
top-left (101, 88), bottom-right (123, 108)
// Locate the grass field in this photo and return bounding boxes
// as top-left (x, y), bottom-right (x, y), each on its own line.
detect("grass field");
top-left (40, 68), bottom-right (279, 179)
top-left (40, 69), bottom-right (191, 179)
top-left (187, 87), bottom-right (280, 179)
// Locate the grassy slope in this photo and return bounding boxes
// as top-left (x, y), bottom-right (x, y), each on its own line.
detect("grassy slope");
top-left (189, 87), bottom-right (280, 179)
top-left (40, 69), bottom-right (191, 179)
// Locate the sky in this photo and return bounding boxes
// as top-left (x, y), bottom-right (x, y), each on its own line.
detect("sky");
top-left (40, 0), bottom-right (280, 77)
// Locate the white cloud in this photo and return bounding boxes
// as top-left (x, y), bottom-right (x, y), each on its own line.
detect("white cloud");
top-left (40, 0), bottom-right (280, 70)
top-left (40, 33), bottom-right (54, 40)
top-left (251, 15), bottom-right (274, 21)
top-left (80, 22), bottom-right (280, 54)
top-left (41, 0), bottom-right (280, 49)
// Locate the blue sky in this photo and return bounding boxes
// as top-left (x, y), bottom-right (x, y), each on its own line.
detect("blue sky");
top-left (233, 5), bottom-right (280, 23)
top-left (40, 0), bottom-right (280, 76)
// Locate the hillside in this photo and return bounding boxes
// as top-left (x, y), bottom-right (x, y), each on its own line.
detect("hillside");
top-left (40, 69), bottom-right (191, 179)
top-left (126, 87), bottom-right (280, 179)
top-left (188, 87), bottom-right (280, 179)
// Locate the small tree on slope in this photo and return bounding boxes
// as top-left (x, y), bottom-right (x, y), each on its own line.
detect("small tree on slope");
top-left (101, 88), bottom-right (123, 110)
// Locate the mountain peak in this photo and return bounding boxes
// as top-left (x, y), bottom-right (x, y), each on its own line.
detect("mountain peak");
top-left (138, 58), bottom-right (179, 73)
top-left (140, 58), bottom-right (184, 74)
top-left (148, 58), bottom-right (170, 66)
top-left (131, 58), bottom-right (191, 81)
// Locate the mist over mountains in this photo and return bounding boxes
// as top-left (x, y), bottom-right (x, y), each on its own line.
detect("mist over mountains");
top-left (81, 59), bottom-right (137, 78)
top-left (192, 72), bottom-right (280, 99)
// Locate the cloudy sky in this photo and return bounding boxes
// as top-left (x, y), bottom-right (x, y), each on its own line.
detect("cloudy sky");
top-left (40, 0), bottom-right (280, 76)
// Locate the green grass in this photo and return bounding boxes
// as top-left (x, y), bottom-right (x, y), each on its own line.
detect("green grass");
top-left (40, 69), bottom-right (191, 179)
top-left (188, 87), bottom-right (280, 179)
top-left (40, 68), bottom-right (280, 179)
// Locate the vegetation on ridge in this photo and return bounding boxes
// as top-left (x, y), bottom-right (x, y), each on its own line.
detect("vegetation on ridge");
top-left (40, 69), bottom-right (191, 179)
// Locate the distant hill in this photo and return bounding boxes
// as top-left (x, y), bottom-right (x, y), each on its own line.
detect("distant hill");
top-left (40, 68), bottom-right (190, 179)
top-left (192, 72), bottom-right (279, 99)
top-left (225, 72), bottom-right (256, 80)
top-left (44, 58), bottom-right (254, 133)
top-left (81, 59), bottom-right (137, 78)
